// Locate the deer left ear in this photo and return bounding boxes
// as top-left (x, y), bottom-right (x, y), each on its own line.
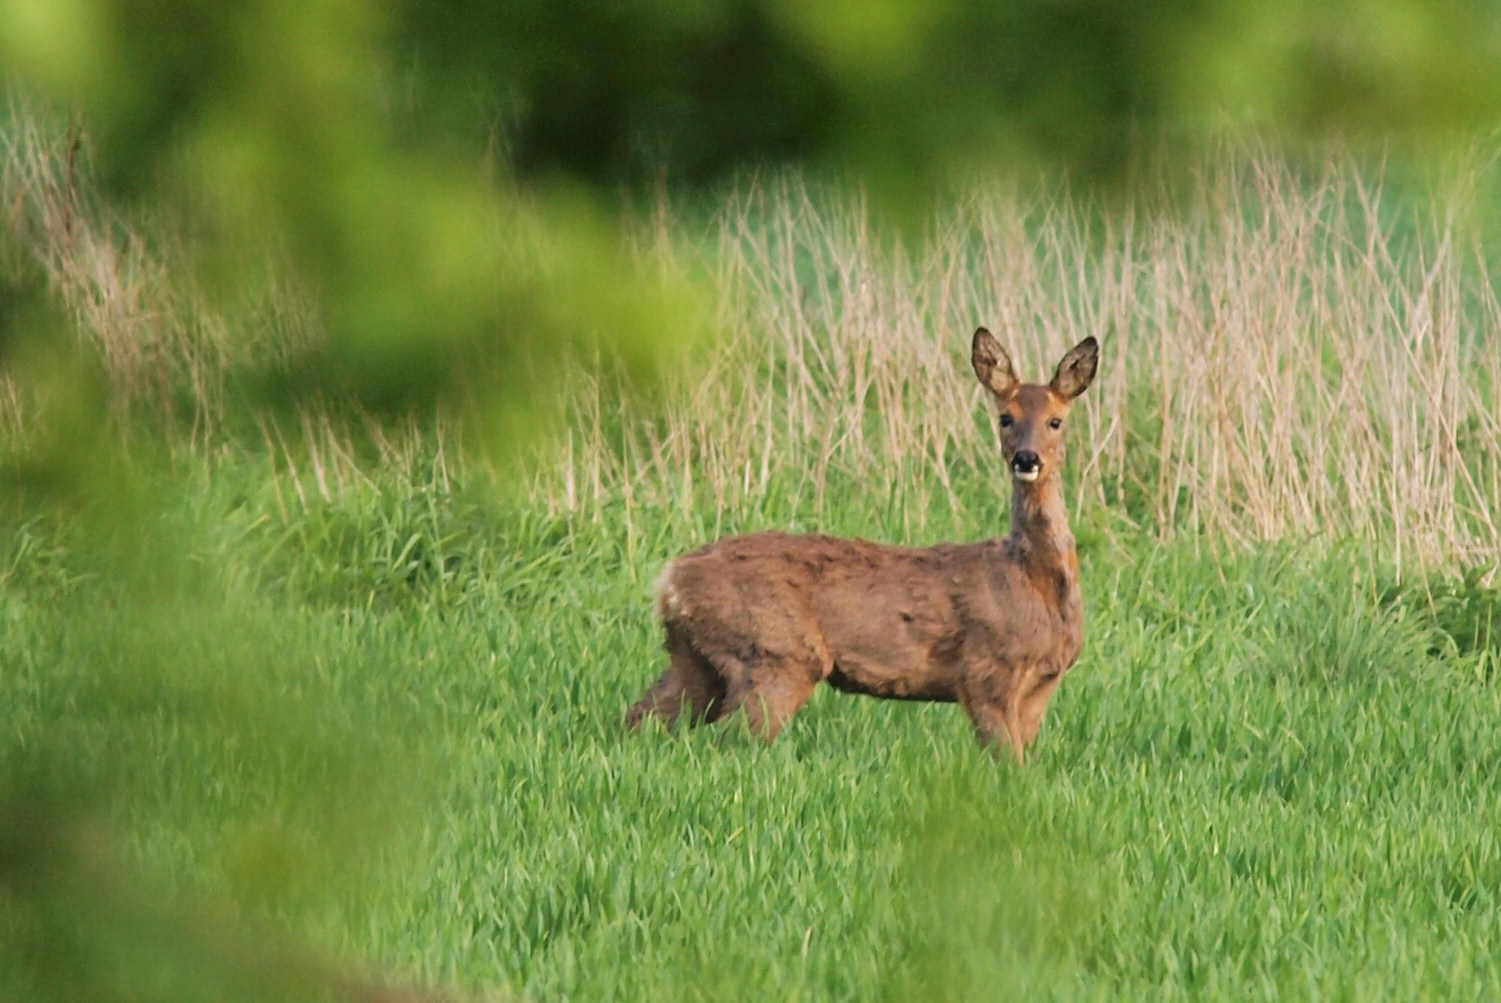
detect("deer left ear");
top-left (1051, 337), bottom-right (1099, 399)
top-left (972, 327), bottom-right (1018, 398)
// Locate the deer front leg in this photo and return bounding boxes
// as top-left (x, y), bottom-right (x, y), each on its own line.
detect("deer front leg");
top-left (1014, 672), bottom-right (1064, 750)
top-left (960, 686), bottom-right (1026, 764)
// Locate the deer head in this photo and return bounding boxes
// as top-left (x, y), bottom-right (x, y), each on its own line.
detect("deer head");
top-left (972, 328), bottom-right (1099, 485)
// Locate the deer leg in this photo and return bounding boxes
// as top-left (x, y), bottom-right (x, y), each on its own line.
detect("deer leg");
top-left (626, 634), bottom-right (725, 729)
top-left (716, 656), bottom-right (821, 742)
top-left (625, 668), bottom-right (684, 729)
top-left (1003, 704), bottom-right (1027, 765)
top-left (1014, 676), bottom-right (1063, 751)
top-left (741, 673), bottom-right (820, 741)
top-left (682, 655), bottom-right (728, 723)
top-left (960, 690), bottom-right (1026, 764)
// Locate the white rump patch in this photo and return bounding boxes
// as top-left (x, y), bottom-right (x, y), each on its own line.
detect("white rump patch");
top-left (655, 563), bottom-right (683, 617)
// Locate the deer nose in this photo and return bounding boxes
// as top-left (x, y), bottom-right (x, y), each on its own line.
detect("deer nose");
top-left (1012, 450), bottom-right (1042, 482)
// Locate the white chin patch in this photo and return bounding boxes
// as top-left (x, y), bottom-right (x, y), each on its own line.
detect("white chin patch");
top-left (1013, 468), bottom-right (1040, 483)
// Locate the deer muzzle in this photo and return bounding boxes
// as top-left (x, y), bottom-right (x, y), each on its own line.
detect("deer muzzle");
top-left (1012, 450), bottom-right (1042, 482)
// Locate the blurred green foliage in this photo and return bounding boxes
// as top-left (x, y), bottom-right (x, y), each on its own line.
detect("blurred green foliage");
top-left (5, 0), bottom-right (1501, 437)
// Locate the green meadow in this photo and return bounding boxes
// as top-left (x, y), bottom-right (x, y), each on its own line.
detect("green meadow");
top-left (5, 128), bottom-right (1501, 1001)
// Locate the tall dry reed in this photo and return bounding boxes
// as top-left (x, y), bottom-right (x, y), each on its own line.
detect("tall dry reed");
top-left (549, 156), bottom-right (1501, 572)
top-left (1, 100), bottom-right (314, 450)
top-left (6, 98), bottom-right (1498, 570)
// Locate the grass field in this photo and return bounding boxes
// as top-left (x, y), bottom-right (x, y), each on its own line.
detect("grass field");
top-left (7, 473), bottom-right (1501, 1001)
top-left (5, 128), bottom-right (1501, 1001)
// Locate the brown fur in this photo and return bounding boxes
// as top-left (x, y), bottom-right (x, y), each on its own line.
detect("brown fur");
top-left (626, 329), bottom-right (1100, 762)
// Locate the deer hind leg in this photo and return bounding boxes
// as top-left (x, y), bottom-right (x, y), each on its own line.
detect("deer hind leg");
top-left (626, 631), bottom-right (726, 729)
top-left (716, 654), bottom-right (823, 742)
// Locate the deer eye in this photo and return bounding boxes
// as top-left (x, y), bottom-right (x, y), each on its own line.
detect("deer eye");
top-left (1048, 417), bottom-right (1063, 430)
top-left (999, 414), bottom-right (1014, 428)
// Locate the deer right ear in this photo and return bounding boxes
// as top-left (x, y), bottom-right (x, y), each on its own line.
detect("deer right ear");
top-left (972, 327), bottom-right (1018, 397)
top-left (1050, 336), bottom-right (1099, 400)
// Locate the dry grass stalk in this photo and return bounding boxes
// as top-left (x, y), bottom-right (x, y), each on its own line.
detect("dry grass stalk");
top-left (6, 98), bottom-right (1498, 570)
top-left (1, 100), bottom-right (313, 449)
top-left (548, 156), bottom-right (1501, 572)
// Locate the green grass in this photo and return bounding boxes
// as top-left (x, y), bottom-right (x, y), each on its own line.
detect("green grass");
top-left (5, 462), bottom-right (1501, 1002)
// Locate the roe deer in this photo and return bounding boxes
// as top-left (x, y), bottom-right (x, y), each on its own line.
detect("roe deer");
top-left (626, 329), bottom-right (1099, 762)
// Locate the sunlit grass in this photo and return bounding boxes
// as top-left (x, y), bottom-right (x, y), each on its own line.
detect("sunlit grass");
top-left (7, 465), bottom-right (1501, 1000)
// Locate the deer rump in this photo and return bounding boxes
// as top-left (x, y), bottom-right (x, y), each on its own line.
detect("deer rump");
top-left (656, 530), bottom-right (1080, 709)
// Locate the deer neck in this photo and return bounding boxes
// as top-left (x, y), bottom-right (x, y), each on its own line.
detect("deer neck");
top-left (1009, 476), bottom-right (1076, 573)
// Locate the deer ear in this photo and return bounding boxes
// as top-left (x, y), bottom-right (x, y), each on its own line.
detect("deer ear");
top-left (1050, 337), bottom-right (1099, 399)
top-left (972, 327), bottom-right (1018, 397)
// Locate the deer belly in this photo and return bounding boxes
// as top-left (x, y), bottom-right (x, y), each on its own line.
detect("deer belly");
top-left (825, 656), bottom-right (958, 702)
